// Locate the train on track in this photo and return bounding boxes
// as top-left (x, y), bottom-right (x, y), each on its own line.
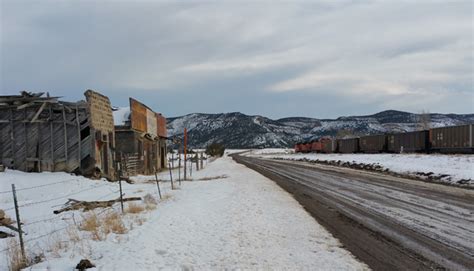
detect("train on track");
top-left (294, 124), bottom-right (474, 154)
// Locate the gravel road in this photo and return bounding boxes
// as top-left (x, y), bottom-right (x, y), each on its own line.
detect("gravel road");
top-left (233, 155), bottom-right (474, 270)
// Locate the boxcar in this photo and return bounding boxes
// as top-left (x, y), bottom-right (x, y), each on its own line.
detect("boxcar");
top-left (430, 124), bottom-right (473, 153)
top-left (337, 138), bottom-right (359, 153)
top-left (294, 143), bottom-right (302, 153)
top-left (311, 140), bottom-right (322, 153)
top-left (321, 138), bottom-right (336, 153)
top-left (299, 142), bottom-right (310, 153)
top-left (359, 134), bottom-right (387, 153)
top-left (387, 130), bottom-right (429, 153)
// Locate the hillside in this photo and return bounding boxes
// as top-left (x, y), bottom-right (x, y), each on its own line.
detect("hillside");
top-left (166, 110), bottom-right (474, 148)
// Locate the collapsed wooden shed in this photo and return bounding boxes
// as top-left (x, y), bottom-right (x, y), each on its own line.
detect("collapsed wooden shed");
top-left (0, 90), bottom-right (116, 179)
top-left (114, 98), bottom-right (167, 176)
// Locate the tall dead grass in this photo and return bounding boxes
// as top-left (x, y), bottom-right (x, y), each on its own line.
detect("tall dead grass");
top-left (5, 239), bottom-right (28, 271)
top-left (79, 210), bottom-right (128, 240)
top-left (126, 202), bottom-right (145, 214)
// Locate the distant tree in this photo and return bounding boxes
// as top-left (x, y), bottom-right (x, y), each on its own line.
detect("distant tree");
top-left (417, 110), bottom-right (431, 131)
top-left (205, 142), bottom-right (226, 157)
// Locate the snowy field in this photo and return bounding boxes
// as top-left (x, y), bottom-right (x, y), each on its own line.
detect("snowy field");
top-left (247, 149), bottom-right (474, 187)
top-left (0, 156), bottom-right (367, 270)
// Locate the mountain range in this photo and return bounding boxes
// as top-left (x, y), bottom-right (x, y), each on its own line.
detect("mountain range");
top-left (166, 110), bottom-right (474, 149)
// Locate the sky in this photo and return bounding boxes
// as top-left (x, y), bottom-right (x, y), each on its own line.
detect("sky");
top-left (1, 0), bottom-right (473, 119)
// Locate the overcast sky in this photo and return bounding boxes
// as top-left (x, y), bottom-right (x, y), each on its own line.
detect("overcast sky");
top-left (1, 0), bottom-right (473, 119)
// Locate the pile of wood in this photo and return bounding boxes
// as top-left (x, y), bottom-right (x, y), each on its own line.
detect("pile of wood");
top-left (54, 197), bottom-right (142, 214)
top-left (0, 209), bottom-right (16, 238)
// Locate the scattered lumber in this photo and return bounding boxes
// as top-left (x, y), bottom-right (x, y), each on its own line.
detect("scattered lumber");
top-left (0, 209), bottom-right (25, 235)
top-left (53, 197), bottom-right (142, 214)
top-left (0, 231), bottom-right (14, 239)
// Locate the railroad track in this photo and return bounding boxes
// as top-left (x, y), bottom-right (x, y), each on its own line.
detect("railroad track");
top-left (233, 155), bottom-right (474, 270)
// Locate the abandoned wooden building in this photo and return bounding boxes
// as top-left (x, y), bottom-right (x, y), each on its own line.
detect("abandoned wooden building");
top-left (0, 90), bottom-right (116, 179)
top-left (113, 98), bottom-right (167, 176)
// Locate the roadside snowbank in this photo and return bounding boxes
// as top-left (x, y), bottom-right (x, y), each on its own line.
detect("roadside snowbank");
top-left (2, 157), bottom-right (367, 270)
top-left (248, 151), bottom-right (474, 186)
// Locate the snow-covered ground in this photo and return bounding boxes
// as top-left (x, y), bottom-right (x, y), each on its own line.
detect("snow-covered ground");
top-left (247, 151), bottom-right (474, 186)
top-left (0, 156), bottom-right (367, 270)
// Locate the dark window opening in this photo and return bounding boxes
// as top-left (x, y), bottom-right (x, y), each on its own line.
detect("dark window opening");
top-left (81, 127), bottom-right (90, 140)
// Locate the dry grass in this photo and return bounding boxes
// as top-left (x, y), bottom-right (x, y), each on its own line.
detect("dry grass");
top-left (103, 212), bottom-right (128, 235)
top-left (126, 202), bottom-right (145, 214)
top-left (80, 212), bottom-right (101, 241)
top-left (79, 210), bottom-right (127, 240)
top-left (6, 239), bottom-right (28, 271)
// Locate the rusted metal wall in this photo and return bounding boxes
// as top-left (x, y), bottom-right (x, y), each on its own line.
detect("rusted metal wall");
top-left (129, 98), bottom-right (161, 138)
top-left (337, 138), bottom-right (359, 153)
top-left (359, 134), bottom-right (387, 153)
top-left (430, 124), bottom-right (473, 152)
top-left (156, 113), bottom-right (167, 138)
top-left (388, 130), bottom-right (429, 153)
top-left (130, 98), bottom-right (148, 134)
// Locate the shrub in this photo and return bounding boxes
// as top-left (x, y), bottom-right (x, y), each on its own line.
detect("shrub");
top-left (205, 142), bottom-right (225, 157)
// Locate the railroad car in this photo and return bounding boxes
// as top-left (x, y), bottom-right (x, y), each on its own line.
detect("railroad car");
top-left (299, 142), bottom-right (310, 153)
top-left (359, 134), bottom-right (387, 153)
top-left (321, 138), bottom-right (337, 153)
top-left (387, 130), bottom-right (429, 153)
top-left (294, 143), bottom-right (303, 153)
top-left (430, 124), bottom-right (473, 153)
top-left (337, 138), bottom-right (359, 153)
top-left (311, 140), bottom-right (323, 153)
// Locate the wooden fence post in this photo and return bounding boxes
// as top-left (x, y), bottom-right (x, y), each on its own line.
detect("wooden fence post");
top-left (11, 184), bottom-right (26, 261)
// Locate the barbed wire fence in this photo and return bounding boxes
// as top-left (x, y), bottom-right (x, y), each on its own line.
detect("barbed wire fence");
top-left (0, 154), bottom-right (210, 266)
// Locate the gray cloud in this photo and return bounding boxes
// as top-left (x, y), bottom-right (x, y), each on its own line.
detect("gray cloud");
top-left (1, 0), bottom-right (472, 119)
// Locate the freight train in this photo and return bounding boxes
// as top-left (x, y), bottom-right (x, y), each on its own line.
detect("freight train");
top-left (294, 124), bottom-right (474, 154)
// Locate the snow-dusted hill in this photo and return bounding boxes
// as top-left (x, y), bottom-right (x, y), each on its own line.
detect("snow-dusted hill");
top-left (167, 110), bottom-right (474, 148)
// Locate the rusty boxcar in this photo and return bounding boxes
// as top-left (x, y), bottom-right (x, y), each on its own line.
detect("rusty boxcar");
top-left (321, 138), bottom-right (337, 153)
top-left (430, 124), bottom-right (473, 153)
top-left (387, 130), bottom-right (429, 153)
top-left (294, 143), bottom-right (303, 153)
top-left (359, 134), bottom-right (387, 153)
top-left (337, 138), bottom-right (359, 153)
top-left (311, 140), bottom-right (323, 153)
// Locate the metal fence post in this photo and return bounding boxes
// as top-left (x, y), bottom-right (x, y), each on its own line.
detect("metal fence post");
top-left (178, 152), bottom-right (181, 183)
top-left (168, 162), bottom-right (174, 189)
top-left (11, 184), bottom-right (26, 261)
top-left (154, 167), bottom-right (162, 199)
top-left (118, 171), bottom-right (124, 214)
top-left (190, 158), bottom-right (192, 177)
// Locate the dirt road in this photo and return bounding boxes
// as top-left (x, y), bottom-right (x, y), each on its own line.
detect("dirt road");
top-left (233, 155), bottom-right (474, 270)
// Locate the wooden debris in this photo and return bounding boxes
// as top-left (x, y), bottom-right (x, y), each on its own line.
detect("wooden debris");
top-left (53, 197), bottom-right (142, 214)
top-left (0, 231), bottom-right (14, 239)
top-left (0, 209), bottom-right (25, 235)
